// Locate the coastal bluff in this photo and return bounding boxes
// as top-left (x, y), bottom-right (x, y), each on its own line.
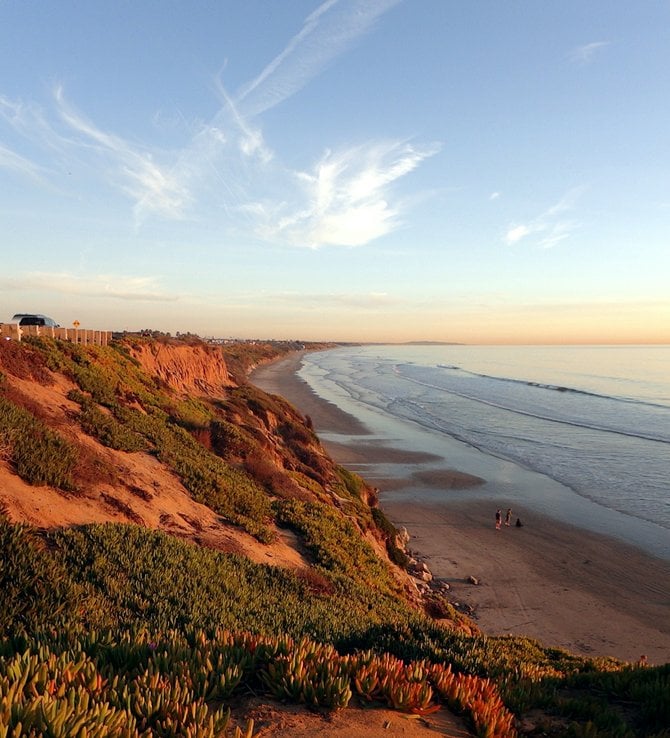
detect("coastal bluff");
top-left (0, 335), bottom-right (666, 737)
top-left (130, 341), bottom-right (236, 394)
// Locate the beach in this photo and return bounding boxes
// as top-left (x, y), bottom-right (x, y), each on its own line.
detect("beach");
top-left (251, 352), bottom-right (670, 666)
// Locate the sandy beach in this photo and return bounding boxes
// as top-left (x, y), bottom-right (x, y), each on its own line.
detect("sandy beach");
top-left (251, 352), bottom-right (670, 666)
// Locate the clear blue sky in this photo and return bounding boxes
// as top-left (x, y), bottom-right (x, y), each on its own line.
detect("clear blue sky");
top-left (2, 1), bottom-right (669, 343)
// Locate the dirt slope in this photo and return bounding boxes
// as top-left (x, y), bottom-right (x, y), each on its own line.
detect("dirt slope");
top-left (0, 342), bottom-right (306, 569)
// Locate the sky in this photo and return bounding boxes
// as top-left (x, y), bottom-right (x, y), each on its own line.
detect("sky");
top-left (1, 1), bottom-right (669, 344)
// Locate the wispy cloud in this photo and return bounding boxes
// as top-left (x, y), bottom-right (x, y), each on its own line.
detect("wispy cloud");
top-left (0, 143), bottom-right (44, 182)
top-left (237, 0), bottom-right (401, 118)
top-left (0, 94), bottom-right (68, 151)
top-left (1, 89), bottom-right (191, 220)
top-left (136, 0), bottom-right (408, 230)
top-left (270, 290), bottom-right (400, 309)
top-left (569, 41), bottom-right (610, 64)
top-left (0, 0), bottom-right (437, 249)
top-left (54, 87), bottom-right (191, 220)
top-left (505, 224), bottom-right (531, 244)
top-left (504, 186), bottom-right (585, 249)
top-left (264, 140), bottom-right (440, 248)
top-left (0, 272), bottom-right (178, 301)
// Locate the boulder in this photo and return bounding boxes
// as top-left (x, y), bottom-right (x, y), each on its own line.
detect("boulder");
top-left (409, 561), bottom-right (433, 582)
top-left (394, 526), bottom-right (411, 550)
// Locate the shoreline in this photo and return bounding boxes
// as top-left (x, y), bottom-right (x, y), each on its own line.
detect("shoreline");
top-left (251, 351), bottom-right (670, 666)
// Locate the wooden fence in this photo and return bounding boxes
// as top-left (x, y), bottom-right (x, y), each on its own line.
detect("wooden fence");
top-left (0, 323), bottom-right (111, 346)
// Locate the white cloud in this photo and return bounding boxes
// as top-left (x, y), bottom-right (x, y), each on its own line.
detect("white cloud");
top-left (0, 0), bottom-right (436, 250)
top-left (489, 191), bottom-right (500, 200)
top-left (544, 186), bottom-right (585, 216)
top-left (237, 0), bottom-right (402, 118)
top-left (131, 0), bottom-right (419, 242)
top-left (270, 140), bottom-right (440, 248)
top-left (0, 272), bottom-right (177, 302)
top-left (505, 224), bottom-right (531, 244)
top-left (0, 94), bottom-right (66, 151)
top-left (1, 90), bottom-right (194, 220)
top-left (271, 290), bottom-right (400, 309)
top-left (210, 79), bottom-right (273, 163)
top-left (310, 200), bottom-right (395, 246)
top-left (0, 143), bottom-right (44, 182)
top-left (54, 87), bottom-right (191, 221)
top-left (538, 220), bottom-right (576, 249)
top-left (569, 41), bottom-right (610, 64)
top-left (504, 186), bottom-right (585, 249)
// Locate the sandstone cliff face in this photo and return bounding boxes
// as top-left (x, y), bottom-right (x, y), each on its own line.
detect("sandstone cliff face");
top-left (129, 343), bottom-right (235, 395)
top-left (0, 340), bottom-right (308, 568)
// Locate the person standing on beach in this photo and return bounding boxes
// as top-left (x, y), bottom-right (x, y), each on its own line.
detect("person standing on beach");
top-left (505, 508), bottom-right (512, 527)
top-left (495, 509), bottom-right (502, 530)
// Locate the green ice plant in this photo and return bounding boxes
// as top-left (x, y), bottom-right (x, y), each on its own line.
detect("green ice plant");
top-left (0, 397), bottom-right (78, 490)
top-left (69, 391), bottom-right (146, 453)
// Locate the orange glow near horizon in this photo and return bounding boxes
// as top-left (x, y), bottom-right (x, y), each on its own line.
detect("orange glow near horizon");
top-left (282, 301), bottom-right (670, 346)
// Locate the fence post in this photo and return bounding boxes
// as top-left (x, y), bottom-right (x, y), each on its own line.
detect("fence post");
top-left (0, 324), bottom-right (21, 341)
top-left (1, 323), bottom-right (111, 345)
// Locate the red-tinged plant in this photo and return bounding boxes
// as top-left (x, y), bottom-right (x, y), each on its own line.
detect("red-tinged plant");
top-left (353, 663), bottom-right (380, 702)
top-left (380, 674), bottom-right (440, 715)
top-left (428, 664), bottom-right (518, 738)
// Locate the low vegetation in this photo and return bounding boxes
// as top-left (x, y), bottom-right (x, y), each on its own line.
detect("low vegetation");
top-left (1, 517), bottom-right (669, 736)
top-left (0, 396), bottom-right (78, 490)
top-left (1, 337), bottom-right (668, 737)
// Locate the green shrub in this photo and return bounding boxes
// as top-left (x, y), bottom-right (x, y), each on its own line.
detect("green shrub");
top-left (335, 465), bottom-right (367, 501)
top-left (243, 452), bottom-right (306, 499)
top-left (48, 523), bottom-right (409, 640)
top-left (69, 391), bottom-right (146, 453)
top-left (3, 517), bottom-right (665, 736)
top-left (0, 396), bottom-right (78, 490)
top-left (6, 338), bottom-right (665, 737)
top-left (210, 419), bottom-right (259, 461)
top-left (387, 544), bottom-right (410, 568)
top-left (371, 507), bottom-right (396, 537)
top-left (55, 353), bottom-right (276, 541)
top-left (0, 340), bottom-right (53, 383)
top-left (0, 520), bottom-right (82, 634)
top-left (274, 499), bottom-right (399, 596)
top-left (168, 396), bottom-right (214, 430)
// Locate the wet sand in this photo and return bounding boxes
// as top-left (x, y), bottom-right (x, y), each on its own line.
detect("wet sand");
top-left (251, 352), bottom-right (670, 665)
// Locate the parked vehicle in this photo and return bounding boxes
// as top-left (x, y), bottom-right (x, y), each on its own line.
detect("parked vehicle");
top-left (10, 313), bottom-right (59, 327)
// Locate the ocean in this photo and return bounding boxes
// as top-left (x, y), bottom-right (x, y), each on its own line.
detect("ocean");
top-left (297, 344), bottom-right (670, 560)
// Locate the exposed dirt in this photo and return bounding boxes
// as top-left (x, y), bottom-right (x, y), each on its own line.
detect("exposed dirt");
top-left (233, 697), bottom-right (472, 737)
top-left (0, 361), bottom-right (306, 570)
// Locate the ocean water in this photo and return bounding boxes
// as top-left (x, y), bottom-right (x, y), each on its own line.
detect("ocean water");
top-left (298, 345), bottom-right (670, 559)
